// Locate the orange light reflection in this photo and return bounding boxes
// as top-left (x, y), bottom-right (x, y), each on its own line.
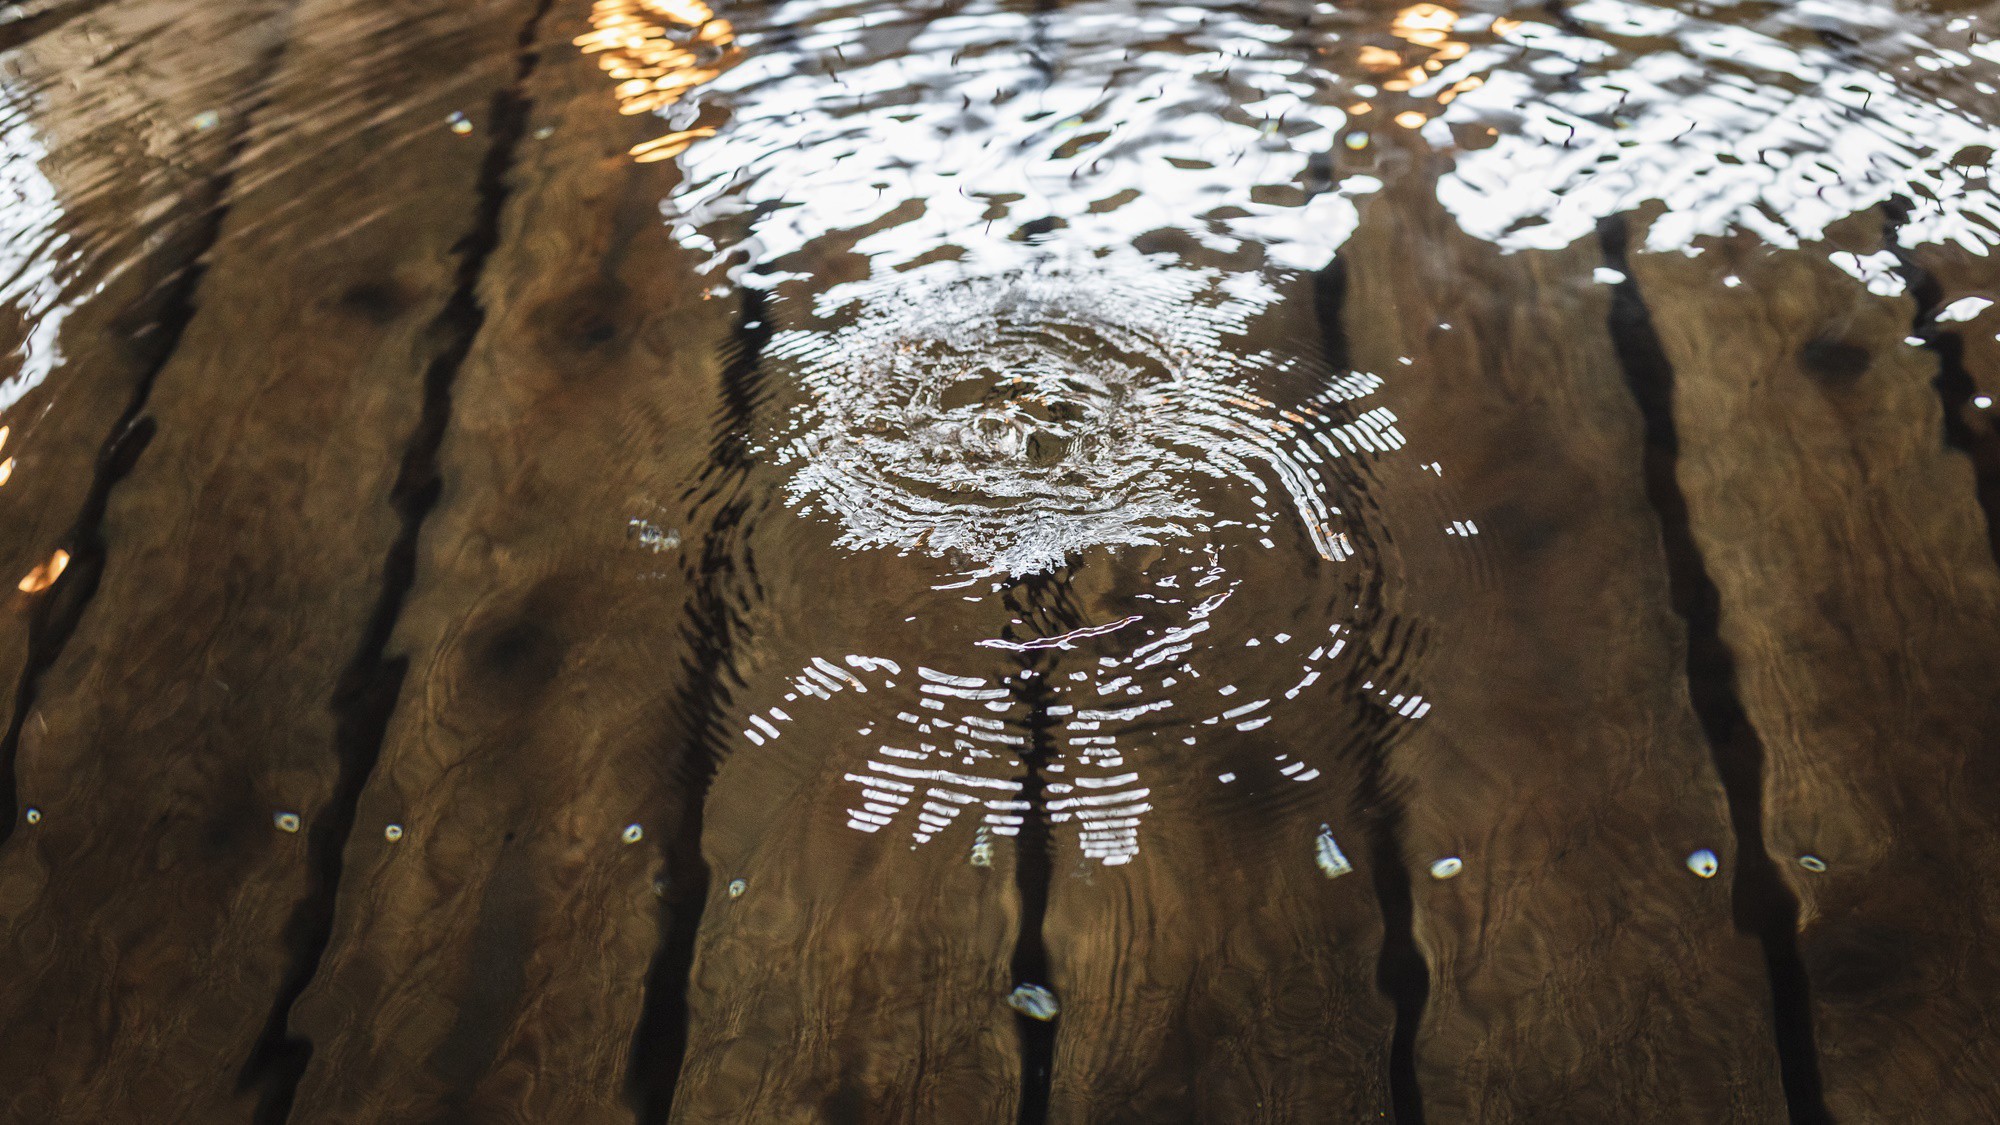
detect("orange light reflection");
top-left (577, 0), bottom-right (742, 163)
top-left (19, 549), bottom-right (67, 594)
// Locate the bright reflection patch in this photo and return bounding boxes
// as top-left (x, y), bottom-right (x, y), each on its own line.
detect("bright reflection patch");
top-left (766, 268), bottom-right (1376, 576)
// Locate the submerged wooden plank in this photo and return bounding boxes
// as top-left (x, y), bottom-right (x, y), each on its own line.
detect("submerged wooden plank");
top-left (1901, 240), bottom-right (2000, 562)
top-left (669, 541), bottom-right (1023, 1124)
top-left (0, 0), bottom-right (287, 783)
top-left (284, 4), bottom-right (732, 1120)
top-left (664, 217), bottom-right (1019, 1125)
top-left (1036, 285), bottom-right (1397, 1121)
top-left (1338, 159), bottom-right (1787, 1120)
top-left (1631, 229), bottom-right (2000, 1122)
top-left (0, 0), bottom-right (546, 1119)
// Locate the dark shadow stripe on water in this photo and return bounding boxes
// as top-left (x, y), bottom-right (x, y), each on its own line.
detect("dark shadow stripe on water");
top-left (625, 283), bottom-right (773, 1125)
top-left (1313, 257), bottom-right (1430, 1125)
top-left (235, 0), bottom-right (559, 1118)
top-left (1597, 212), bottom-right (1833, 1125)
top-left (1001, 570), bottom-right (1078, 1125)
top-left (1882, 198), bottom-right (2000, 569)
top-left (0, 1), bottom-right (299, 849)
top-left (0, 0), bottom-right (119, 55)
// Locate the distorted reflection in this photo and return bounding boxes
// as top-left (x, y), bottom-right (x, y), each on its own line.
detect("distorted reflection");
top-left (0, 79), bottom-right (72, 413)
top-left (578, 0), bottom-right (743, 161)
top-left (604, 0), bottom-right (1456, 864)
top-left (594, 0), bottom-right (2000, 862)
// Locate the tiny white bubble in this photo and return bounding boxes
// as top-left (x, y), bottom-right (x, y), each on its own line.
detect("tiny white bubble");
top-left (384, 824), bottom-right (404, 842)
top-left (24, 807), bottom-right (41, 824)
top-left (275, 812), bottom-right (301, 833)
top-left (1686, 848), bottom-right (1719, 878)
top-left (622, 823), bottom-right (645, 844)
top-left (1798, 855), bottom-right (1827, 872)
top-left (1428, 856), bottom-right (1463, 880)
top-left (727, 878), bottom-right (748, 898)
top-left (1008, 983), bottom-right (1060, 1020)
top-left (1975, 395), bottom-right (1994, 409)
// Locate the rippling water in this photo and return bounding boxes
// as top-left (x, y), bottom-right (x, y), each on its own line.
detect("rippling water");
top-left (583, 0), bottom-right (2000, 867)
top-left (2, 0), bottom-right (1998, 1117)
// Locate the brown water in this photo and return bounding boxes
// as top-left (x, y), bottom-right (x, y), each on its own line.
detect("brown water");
top-left (1, 0), bottom-right (1997, 1121)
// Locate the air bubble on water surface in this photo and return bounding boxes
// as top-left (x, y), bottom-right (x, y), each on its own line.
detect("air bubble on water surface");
top-left (1686, 849), bottom-right (1719, 878)
top-left (274, 812), bottom-right (301, 833)
top-left (1429, 856), bottom-right (1463, 880)
top-left (1315, 825), bottom-right (1354, 878)
top-left (1008, 984), bottom-right (1060, 1021)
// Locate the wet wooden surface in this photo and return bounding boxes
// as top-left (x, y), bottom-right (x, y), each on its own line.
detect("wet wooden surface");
top-left (0, 0), bottom-right (546, 1119)
top-left (286, 5), bottom-right (720, 1120)
top-left (0, 0), bottom-right (1996, 1121)
top-left (0, 0), bottom-right (288, 800)
top-left (1341, 159), bottom-right (1789, 1122)
top-left (1631, 226), bottom-right (2000, 1124)
top-left (1040, 302), bottom-right (1396, 1121)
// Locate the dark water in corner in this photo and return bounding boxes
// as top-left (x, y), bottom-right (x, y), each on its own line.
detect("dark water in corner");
top-left (2, 0), bottom-right (1999, 1119)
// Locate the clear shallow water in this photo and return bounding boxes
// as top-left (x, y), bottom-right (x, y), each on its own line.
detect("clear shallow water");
top-left (1, 0), bottom-right (1998, 1119)
top-left (578, 0), bottom-right (1999, 865)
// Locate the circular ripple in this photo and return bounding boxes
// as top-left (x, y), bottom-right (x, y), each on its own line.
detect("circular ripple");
top-left (768, 271), bottom-right (1370, 576)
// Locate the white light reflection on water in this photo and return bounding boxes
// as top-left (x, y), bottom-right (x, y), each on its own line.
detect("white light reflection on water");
top-left (607, 0), bottom-right (2000, 861)
top-left (0, 79), bottom-right (74, 413)
top-left (613, 0), bottom-right (1434, 867)
top-left (1418, 0), bottom-right (2000, 250)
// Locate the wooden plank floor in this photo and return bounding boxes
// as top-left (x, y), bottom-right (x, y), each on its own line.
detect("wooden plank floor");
top-left (1340, 152), bottom-right (1788, 1122)
top-left (0, 0), bottom-right (1996, 1121)
top-left (1630, 222), bottom-right (2000, 1123)
top-left (0, 0), bottom-right (557, 1119)
top-left (0, 0), bottom-right (289, 825)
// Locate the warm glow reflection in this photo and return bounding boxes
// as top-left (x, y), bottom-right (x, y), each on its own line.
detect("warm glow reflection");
top-left (0, 457), bottom-right (14, 487)
top-left (1383, 3), bottom-right (1467, 92)
top-left (577, 0), bottom-right (741, 162)
top-left (19, 548), bottom-right (67, 594)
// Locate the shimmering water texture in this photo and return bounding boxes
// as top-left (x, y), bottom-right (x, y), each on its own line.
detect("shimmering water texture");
top-left (581, 0), bottom-right (2000, 867)
top-left (769, 273), bottom-right (1383, 575)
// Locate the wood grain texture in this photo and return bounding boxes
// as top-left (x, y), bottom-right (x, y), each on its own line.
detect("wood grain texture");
top-left (1632, 226), bottom-right (2000, 1123)
top-left (0, 0), bottom-right (288, 770)
top-left (1036, 295), bottom-right (1397, 1122)
top-left (0, 0), bottom-right (542, 1119)
top-left (281, 4), bottom-right (730, 1122)
top-left (675, 628), bottom-right (1023, 1124)
top-left (1340, 154), bottom-right (1788, 1122)
top-left (666, 266), bottom-right (1022, 1125)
